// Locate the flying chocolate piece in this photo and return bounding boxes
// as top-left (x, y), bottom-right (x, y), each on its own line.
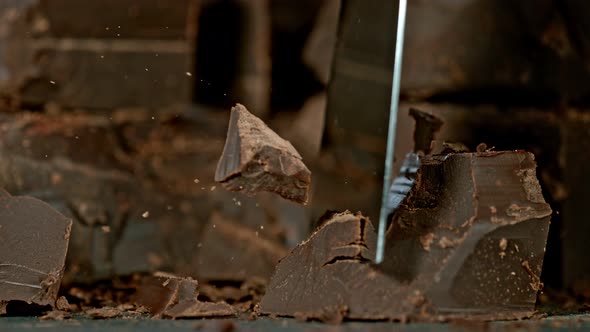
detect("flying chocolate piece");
top-left (135, 273), bottom-right (235, 319)
top-left (0, 189), bottom-right (72, 315)
top-left (215, 104), bottom-right (311, 204)
top-left (260, 151), bottom-right (551, 321)
top-left (409, 107), bottom-right (443, 155)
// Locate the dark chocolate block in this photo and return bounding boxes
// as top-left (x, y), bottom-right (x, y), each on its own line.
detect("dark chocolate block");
top-left (135, 273), bottom-right (235, 319)
top-left (260, 151), bottom-right (551, 321)
top-left (215, 104), bottom-right (311, 204)
top-left (0, 189), bottom-right (72, 315)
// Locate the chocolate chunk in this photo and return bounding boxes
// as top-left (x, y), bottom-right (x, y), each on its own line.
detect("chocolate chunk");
top-left (192, 212), bottom-right (288, 281)
top-left (135, 273), bottom-right (235, 319)
top-left (215, 104), bottom-right (311, 204)
top-left (162, 299), bottom-right (237, 319)
top-left (260, 151), bottom-right (551, 321)
top-left (0, 189), bottom-right (72, 315)
top-left (409, 108), bottom-right (443, 154)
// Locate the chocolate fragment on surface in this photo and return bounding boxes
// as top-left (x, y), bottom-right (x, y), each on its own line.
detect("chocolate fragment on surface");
top-left (198, 277), bottom-right (266, 311)
top-left (55, 296), bottom-right (70, 311)
top-left (135, 273), bottom-right (235, 319)
top-left (260, 151), bottom-right (551, 321)
top-left (0, 189), bottom-right (72, 315)
top-left (215, 104), bottom-right (311, 204)
top-left (40, 310), bottom-right (72, 321)
top-left (85, 307), bottom-right (121, 319)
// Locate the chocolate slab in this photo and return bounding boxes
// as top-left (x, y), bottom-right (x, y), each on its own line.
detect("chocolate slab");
top-left (135, 273), bottom-right (235, 319)
top-left (260, 151), bottom-right (551, 321)
top-left (259, 211), bottom-right (412, 322)
top-left (0, 189), bottom-right (72, 314)
top-left (215, 104), bottom-right (311, 204)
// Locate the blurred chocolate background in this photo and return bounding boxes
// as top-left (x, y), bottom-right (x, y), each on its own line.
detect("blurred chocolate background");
top-left (1, 0), bottom-right (590, 298)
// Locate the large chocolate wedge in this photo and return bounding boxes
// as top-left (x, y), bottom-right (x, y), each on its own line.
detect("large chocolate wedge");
top-left (0, 189), bottom-right (72, 315)
top-left (215, 104), bottom-right (311, 204)
top-left (260, 151), bottom-right (551, 321)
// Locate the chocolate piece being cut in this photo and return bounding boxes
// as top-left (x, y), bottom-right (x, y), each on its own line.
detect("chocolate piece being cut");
top-left (387, 108), bottom-right (442, 223)
top-left (383, 151), bottom-right (551, 314)
top-left (0, 189), bottom-right (72, 315)
top-left (260, 151), bottom-right (551, 321)
top-left (215, 104), bottom-right (311, 204)
top-left (259, 211), bottom-right (410, 322)
top-left (135, 273), bottom-right (235, 319)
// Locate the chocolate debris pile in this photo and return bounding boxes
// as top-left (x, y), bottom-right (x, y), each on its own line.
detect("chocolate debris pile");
top-left (260, 151), bottom-right (551, 322)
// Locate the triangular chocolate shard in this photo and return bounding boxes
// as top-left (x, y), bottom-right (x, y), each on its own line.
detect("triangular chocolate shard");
top-left (215, 104), bottom-right (311, 204)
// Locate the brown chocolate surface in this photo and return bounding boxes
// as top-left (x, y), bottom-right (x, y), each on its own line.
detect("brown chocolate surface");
top-left (194, 212), bottom-right (288, 282)
top-left (0, 110), bottom-right (295, 284)
top-left (135, 273), bottom-right (235, 319)
top-left (215, 104), bottom-right (311, 204)
top-left (0, 189), bottom-right (72, 315)
top-left (260, 151), bottom-right (551, 321)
